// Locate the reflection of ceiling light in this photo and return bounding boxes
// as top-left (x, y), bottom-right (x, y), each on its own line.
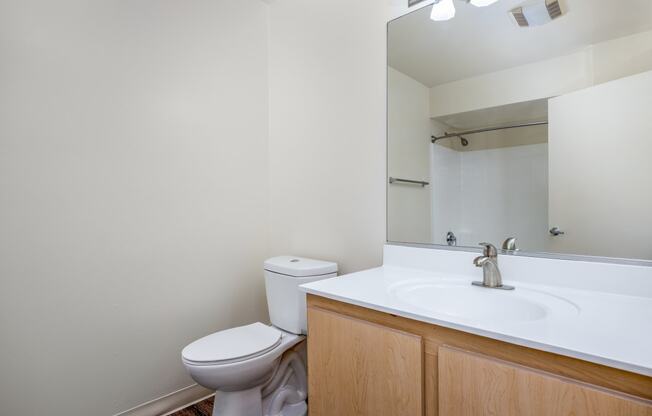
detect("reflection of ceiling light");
top-left (430, 0), bottom-right (456, 21)
top-left (470, 0), bottom-right (499, 6)
top-left (430, 0), bottom-right (499, 22)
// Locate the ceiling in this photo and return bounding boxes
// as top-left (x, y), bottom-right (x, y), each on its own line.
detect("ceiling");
top-left (388, 0), bottom-right (652, 87)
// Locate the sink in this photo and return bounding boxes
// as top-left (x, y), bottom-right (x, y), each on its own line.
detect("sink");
top-left (388, 280), bottom-right (579, 325)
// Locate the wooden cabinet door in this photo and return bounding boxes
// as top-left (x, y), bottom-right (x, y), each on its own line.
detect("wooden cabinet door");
top-left (307, 306), bottom-right (423, 416)
top-left (438, 346), bottom-right (652, 416)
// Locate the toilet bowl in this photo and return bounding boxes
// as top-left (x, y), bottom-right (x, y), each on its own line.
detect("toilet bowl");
top-left (182, 323), bottom-right (305, 416)
top-left (181, 256), bottom-right (337, 416)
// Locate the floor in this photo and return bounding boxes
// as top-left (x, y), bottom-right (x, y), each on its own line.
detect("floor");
top-left (169, 397), bottom-right (214, 416)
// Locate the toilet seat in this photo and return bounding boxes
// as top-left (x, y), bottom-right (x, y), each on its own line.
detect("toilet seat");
top-left (182, 322), bottom-right (283, 366)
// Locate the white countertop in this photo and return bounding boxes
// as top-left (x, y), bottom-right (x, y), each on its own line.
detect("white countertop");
top-left (301, 249), bottom-right (652, 377)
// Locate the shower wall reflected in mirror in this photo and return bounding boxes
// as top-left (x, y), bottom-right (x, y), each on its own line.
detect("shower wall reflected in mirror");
top-left (387, 0), bottom-right (652, 261)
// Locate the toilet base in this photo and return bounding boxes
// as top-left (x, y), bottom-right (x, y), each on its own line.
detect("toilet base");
top-left (271, 401), bottom-right (306, 416)
top-left (213, 387), bottom-right (263, 416)
top-left (210, 346), bottom-right (308, 416)
top-left (211, 386), bottom-right (307, 416)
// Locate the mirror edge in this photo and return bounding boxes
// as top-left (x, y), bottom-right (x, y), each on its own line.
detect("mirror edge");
top-left (385, 4), bottom-right (652, 268)
top-left (386, 241), bottom-right (652, 267)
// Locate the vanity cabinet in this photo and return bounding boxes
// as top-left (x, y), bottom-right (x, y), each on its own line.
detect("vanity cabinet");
top-left (307, 307), bottom-right (423, 415)
top-left (439, 347), bottom-right (651, 415)
top-left (307, 294), bottom-right (652, 416)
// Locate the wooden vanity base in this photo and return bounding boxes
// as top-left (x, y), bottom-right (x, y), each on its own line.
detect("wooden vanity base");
top-left (307, 294), bottom-right (652, 416)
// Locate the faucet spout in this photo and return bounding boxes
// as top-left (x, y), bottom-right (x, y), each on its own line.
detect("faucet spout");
top-left (473, 256), bottom-right (489, 267)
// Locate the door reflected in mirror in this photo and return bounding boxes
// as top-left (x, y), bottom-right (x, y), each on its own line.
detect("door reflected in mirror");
top-left (387, 0), bottom-right (652, 261)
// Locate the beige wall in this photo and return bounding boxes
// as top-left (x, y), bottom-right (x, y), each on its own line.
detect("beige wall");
top-left (591, 30), bottom-right (652, 85)
top-left (430, 30), bottom-right (652, 118)
top-left (0, 1), bottom-right (270, 415)
top-left (0, 1), bottom-right (392, 414)
top-left (267, 0), bottom-right (388, 274)
top-left (429, 50), bottom-right (593, 118)
top-left (387, 67), bottom-right (432, 243)
top-left (548, 70), bottom-right (652, 260)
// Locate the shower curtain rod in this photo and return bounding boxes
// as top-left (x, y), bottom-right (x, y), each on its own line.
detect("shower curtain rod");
top-left (430, 120), bottom-right (548, 143)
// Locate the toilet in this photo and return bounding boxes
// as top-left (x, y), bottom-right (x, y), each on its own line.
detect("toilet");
top-left (181, 256), bottom-right (337, 416)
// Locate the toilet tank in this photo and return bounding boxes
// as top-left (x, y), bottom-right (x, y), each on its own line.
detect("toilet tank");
top-left (264, 256), bottom-right (338, 335)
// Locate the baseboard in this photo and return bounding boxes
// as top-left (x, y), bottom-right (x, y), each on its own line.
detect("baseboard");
top-left (114, 384), bottom-right (213, 416)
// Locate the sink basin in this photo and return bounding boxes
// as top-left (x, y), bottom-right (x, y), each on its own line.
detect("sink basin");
top-left (389, 280), bottom-right (579, 325)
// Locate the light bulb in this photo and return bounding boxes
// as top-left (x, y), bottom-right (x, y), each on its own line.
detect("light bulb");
top-left (470, 0), bottom-right (499, 7)
top-left (430, 0), bottom-right (456, 21)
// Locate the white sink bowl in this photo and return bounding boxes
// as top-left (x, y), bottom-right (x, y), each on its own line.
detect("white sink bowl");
top-left (389, 280), bottom-right (579, 325)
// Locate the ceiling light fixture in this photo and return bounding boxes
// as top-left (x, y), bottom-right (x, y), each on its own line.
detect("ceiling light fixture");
top-left (430, 0), bottom-right (456, 21)
top-left (469, 0), bottom-right (499, 7)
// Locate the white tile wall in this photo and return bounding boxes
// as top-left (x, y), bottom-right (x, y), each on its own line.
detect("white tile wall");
top-left (432, 143), bottom-right (549, 251)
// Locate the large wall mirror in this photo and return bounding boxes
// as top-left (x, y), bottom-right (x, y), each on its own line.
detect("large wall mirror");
top-left (387, 0), bottom-right (652, 262)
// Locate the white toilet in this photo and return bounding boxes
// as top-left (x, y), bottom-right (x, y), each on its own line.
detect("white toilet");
top-left (181, 256), bottom-right (337, 416)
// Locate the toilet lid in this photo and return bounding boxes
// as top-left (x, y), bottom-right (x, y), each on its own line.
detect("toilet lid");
top-left (182, 322), bottom-right (282, 364)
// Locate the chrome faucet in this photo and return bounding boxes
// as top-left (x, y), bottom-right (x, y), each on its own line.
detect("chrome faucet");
top-left (472, 243), bottom-right (514, 290)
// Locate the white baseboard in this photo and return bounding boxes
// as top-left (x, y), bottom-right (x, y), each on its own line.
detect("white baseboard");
top-left (114, 384), bottom-right (213, 416)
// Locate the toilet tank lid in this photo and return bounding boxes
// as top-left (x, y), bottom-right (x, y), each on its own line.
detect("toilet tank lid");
top-left (264, 256), bottom-right (337, 277)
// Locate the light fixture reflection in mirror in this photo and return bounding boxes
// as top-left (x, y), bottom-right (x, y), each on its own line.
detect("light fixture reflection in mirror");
top-left (430, 0), bottom-right (499, 23)
top-left (470, 0), bottom-right (499, 7)
top-left (430, 0), bottom-right (456, 21)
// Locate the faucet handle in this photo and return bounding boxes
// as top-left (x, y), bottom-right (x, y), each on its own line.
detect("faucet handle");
top-left (479, 242), bottom-right (498, 257)
top-left (502, 237), bottom-right (518, 251)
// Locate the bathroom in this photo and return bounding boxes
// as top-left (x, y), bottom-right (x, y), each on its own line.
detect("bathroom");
top-left (0, 0), bottom-right (650, 415)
